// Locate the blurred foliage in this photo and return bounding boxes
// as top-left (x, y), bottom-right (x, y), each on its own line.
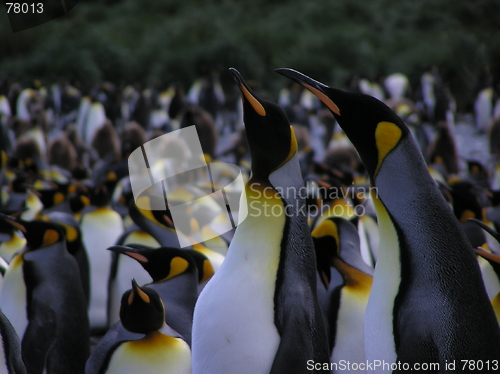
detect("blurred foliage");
top-left (1, 0), bottom-right (500, 109)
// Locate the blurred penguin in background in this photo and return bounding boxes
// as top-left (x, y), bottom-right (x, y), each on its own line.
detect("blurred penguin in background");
top-left (180, 104), bottom-right (218, 159)
top-left (48, 136), bottom-right (78, 173)
top-left (81, 97), bottom-right (107, 146)
top-left (426, 121), bottom-right (460, 178)
top-left (188, 62), bottom-right (225, 124)
top-left (384, 73), bottom-right (410, 101)
top-left (91, 121), bottom-right (121, 167)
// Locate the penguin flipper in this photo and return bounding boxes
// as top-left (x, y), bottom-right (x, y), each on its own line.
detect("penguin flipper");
top-left (270, 306), bottom-right (331, 374)
top-left (21, 300), bottom-right (57, 374)
top-left (0, 309), bottom-right (27, 374)
top-left (85, 322), bottom-right (141, 374)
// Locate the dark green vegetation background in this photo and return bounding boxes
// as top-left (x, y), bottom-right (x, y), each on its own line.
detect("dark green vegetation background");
top-left (1, 0), bottom-right (500, 110)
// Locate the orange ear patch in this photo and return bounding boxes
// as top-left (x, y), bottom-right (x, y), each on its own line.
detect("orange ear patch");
top-left (42, 229), bottom-right (60, 247)
top-left (374, 121), bottom-right (402, 177)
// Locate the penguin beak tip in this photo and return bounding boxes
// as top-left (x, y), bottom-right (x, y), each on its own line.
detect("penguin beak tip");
top-left (108, 245), bottom-right (127, 254)
top-left (229, 68), bottom-right (242, 84)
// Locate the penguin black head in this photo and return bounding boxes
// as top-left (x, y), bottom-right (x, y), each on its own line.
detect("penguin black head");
top-left (312, 217), bottom-right (373, 288)
top-left (184, 249), bottom-right (214, 283)
top-left (36, 187), bottom-right (66, 210)
top-left (108, 244), bottom-right (199, 283)
top-left (129, 197), bottom-right (173, 230)
top-left (449, 180), bottom-right (484, 222)
top-left (0, 214), bottom-right (64, 250)
top-left (275, 68), bottom-right (409, 180)
top-left (230, 68), bottom-right (297, 181)
top-left (311, 219), bottom-right (339, 288)
top-left (45, 212), bottom-right (82, 256)
top-left (120, 279), bottom-right (165, 334)
top-left (68, 184), bottom-right (90, 214)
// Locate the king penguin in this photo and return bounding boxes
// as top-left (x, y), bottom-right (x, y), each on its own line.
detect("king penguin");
top-left (276, 68), bottom-right (500, 371)
top-left (86, 279), bottom-right (191, 374)
top-left (0, 215), bottom-right (89, 374)
top-left (312, 217), bottom-right (373, 373)
top-left (86, 246), bottom-right (207, 373)
top-left (108, 244), bottom-right (208, 346)
top-left (192, 69), bottom-right (330, 374)
top-left (80, 184), bottom-right (124, 332)
top-left (45, 211), bottom-right (90, 304)
top-left (107, 224), bottom-right (159, 327)
top-left (128, 197), bottom-right (224, 273)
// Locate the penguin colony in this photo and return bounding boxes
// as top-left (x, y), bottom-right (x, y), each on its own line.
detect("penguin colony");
top-left (0, 65), bottom-right (499, 374)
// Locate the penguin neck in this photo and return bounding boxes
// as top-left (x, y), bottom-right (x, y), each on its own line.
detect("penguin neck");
top-left (224, 179), bottom-right (285, 271)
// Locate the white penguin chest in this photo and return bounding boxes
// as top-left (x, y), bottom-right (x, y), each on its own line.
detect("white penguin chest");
top-left (0, 255), bottom-right (28, 339)
top-left (105, 331), bottom-right (191, 374)
top-left (192, 198), bottom-right (285, 374)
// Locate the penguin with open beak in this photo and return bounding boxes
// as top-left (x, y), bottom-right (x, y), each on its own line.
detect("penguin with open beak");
top-left (276, 68), bottom-right (500, 370)
top-left (192, 69), bottom-right (330, 374)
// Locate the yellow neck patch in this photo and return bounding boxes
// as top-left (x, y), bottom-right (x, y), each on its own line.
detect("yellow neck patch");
top-left (201, 259), bottom-right (214, 283)
top-left (459, 209), bottom-right (476, 222)
top-left (61, 224), bottom-right (78, 242)
top-left (54, 192), bottom-right (65, 206)
top-left (68, 184), bottom-right (77, 194)
top-left (126, 331), bottom-right (179, 351)
top-left (312, 219), bottom-right (339, 254)
top-left (374, 121), bottom-right (402, 178)
top-left (240, 84), bottom-right (266, 116)
top-left (80, 195), bottom-right (90, 207)
top-left (136, 196), bottom-right (165, 227)
top-left (492, 292), bottom-right (500, 325)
